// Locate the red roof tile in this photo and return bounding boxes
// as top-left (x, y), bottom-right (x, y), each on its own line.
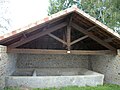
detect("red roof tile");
top-left (0, 5), bottom-right (120, 41)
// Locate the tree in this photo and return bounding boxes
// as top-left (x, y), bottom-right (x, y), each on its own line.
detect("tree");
top-left (0, 0), bottom-right (11, 35)
top-left (48, 0), bottom-right (79, 15)
top-left (48, 0), bottom-right (120, 33)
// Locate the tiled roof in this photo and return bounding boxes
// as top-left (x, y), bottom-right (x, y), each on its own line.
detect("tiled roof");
top-left (0, 5), bottom-right (120, 41)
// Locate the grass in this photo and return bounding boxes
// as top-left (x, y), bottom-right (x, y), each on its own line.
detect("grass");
top-left (4, 84), bottom-right (120, 90)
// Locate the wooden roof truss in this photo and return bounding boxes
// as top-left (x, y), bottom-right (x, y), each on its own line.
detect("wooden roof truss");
top-left (6, 14), bottom-right (117, 55)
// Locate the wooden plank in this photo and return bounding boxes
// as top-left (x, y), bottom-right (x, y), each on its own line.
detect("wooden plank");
top-left (72, 23), bottom-right (116, 51)
top-left (7, 48), bottom-right (117, 55)
top-left (48, 33), bottom-right (67, 45)
top-left (8, 22), bottom-right (67, 48)
top-left (70, 35), bottom-right (88, 45)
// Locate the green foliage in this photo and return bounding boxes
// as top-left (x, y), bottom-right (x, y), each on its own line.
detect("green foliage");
top-left (48, 0), bottom-right (77, 15)
top-left (48, 0), bottom-right (120, 33)
top-left (4, 84), bottom-right (120, 90)
top-left (4, 87), bottom-right (20, 90)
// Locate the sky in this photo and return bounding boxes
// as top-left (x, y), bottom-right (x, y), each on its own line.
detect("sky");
top-left (10, 0), bottom-right (49, 30)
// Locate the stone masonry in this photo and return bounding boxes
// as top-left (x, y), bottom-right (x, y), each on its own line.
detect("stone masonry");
top-left (0, 45), bottom-right (120, 88)
top-left (89, 54), bottom-right (120, 85)
top-left (0, 45), bottom-right (17, 89)
top-left (17, 54), bottom-right (89, 69)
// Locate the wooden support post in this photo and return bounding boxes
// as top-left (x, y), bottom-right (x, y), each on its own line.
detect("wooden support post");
top-left (66, 15), bottom-right (72, 51)
top-left (67, 25), bottom-right (71, 51)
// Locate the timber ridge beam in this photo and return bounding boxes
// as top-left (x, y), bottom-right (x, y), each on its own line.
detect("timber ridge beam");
top-left (72, 22), bottom-right (116, 51)
top-left (7, 48), bottom-right (117, 55)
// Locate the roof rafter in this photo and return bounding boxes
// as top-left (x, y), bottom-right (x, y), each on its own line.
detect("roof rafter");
top-left (70, 35), bottom-right (88, 45)
top-left (72, 22), bottom-right (116, 51)
top-left (8, 22), bottom-right (67, 48)
top-left (87, 26), bottom-right (97, 31)
top-left (48, 33), bottom-right (67, 45)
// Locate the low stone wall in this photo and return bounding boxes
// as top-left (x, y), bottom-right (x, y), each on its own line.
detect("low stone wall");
top-left (17, 54), bottom-right (89, 68)
top-left (90, 55), bottom-right (120, 85)
top-left (6, 68), bottom-right (104, 88)
top-left (0, 45), bottom-right (17, 89)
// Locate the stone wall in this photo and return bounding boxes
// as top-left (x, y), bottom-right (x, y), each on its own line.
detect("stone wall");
top-left (17, 54), bottom-right (89, 69)
top-left (1, 45), bottom-right (120, 88)
top-left (0, 45), bottom-right (17, 89)
top-left (89, 55), bottom-right (120, 85)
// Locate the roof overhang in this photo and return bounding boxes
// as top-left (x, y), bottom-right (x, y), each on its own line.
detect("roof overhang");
top-left (0, 6), bottom-right (120, 55)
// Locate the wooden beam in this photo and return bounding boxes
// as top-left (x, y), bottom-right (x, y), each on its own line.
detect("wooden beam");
top-left (8, 22), bottom-right (67, 48)
top-left (7, 48), bottom-right (117, 55)
top-left (67, 25), bottom-right (71, 50)
top-left (66, 15), bottom-right (72, 50)
top-left (72, 23), bottom-right (116, 51)
top-left (0, 25), bottom-right (47, 44)
top-left (48, 33), bottom-right (67, 45)
top-left (1, 32), bottom-right (27, 44)
top-left (70, 35), bottom-right (88, 45)
top-left (104, 38), bottom-right (115, 42)
top-left (0, 35), bottom-right (22, 44)
top-left (24, 16), bottom-right (66, 34)
top-left (22, 33), bottom-right (27, 38)
top-left (63, 30), bottom-right (66, 48)
top-left (7, 48), bottom-right (67, 54)
top-left (87, 26), bottom-right (97, 31)
top-left (70, 50), bottom-right (117, 55)
top-left (0, 17), bottom-right (66, 44)
top-left (49, 16), bottom-right (65, 24)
